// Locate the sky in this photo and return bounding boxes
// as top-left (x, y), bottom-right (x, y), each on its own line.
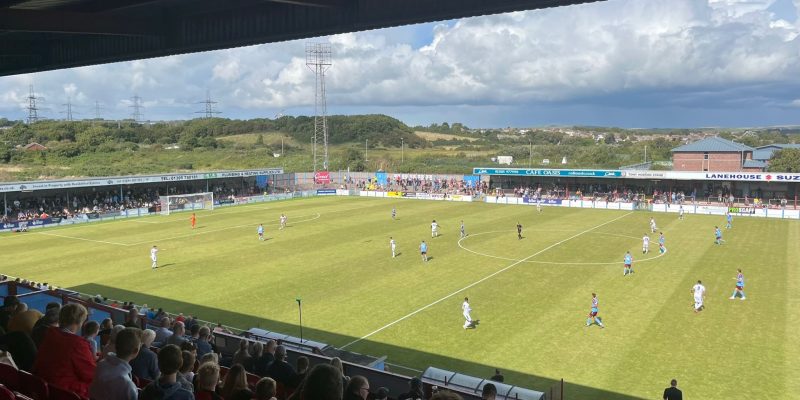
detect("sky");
top-left (1, 0), bottom-right (799, 128)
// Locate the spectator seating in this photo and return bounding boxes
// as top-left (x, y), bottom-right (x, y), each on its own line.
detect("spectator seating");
top-left (0, 385), bottom-right (14, 400)
top-left (17, 372), bottom-right (47, 400)
top-left (0, 365), bottom-right (86, 400)
top-left (45, 386), bottom-right (82, 400)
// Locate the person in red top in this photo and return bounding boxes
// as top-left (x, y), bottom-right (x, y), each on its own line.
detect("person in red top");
top-left (33, 303), bottom-right (96, 398)
top-left (190, 213), bottom-right (197, 229)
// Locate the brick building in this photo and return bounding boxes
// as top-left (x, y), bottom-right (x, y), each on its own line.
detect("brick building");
top-left (671, 137), bottom-right (758, 172)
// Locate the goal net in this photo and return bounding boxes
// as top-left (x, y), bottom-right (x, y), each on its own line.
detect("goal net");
top-left (159, 192), bottom-right (214, 216)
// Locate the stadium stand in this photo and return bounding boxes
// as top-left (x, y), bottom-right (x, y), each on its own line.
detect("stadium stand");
top-left (0, 279), bottom-right (549, 400)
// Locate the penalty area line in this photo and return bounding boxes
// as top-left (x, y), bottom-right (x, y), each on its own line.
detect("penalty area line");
top-left (339, 212), bottom-right (632, 350)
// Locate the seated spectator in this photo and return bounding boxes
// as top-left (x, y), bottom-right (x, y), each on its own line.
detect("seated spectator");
top-left (32, 303), bottom-right (96, 398)
top-left (254, 377), bottom-right (277, 400)
top-left (221, 364), bottom-right (249, 400)
top-left (267, 345), bottom-right (296, 387)
top-left (481, 383), bottom-right (497, 400)
top-left (398, 377), bottom-right (426, 400)
top-left (140, 344), bottom-right (194, 400)
top-left (89, 327), bottom-right (141, 400)
top-left (430, 391), bottom-right (462, 400)
top-left (124, 308), bottom-right (141, 328)
top-left (178, 350), bottom-right (195, 392)
top-left (344, 376), bottom-right (370, 400)
top-left (175, 313), bottom-right (186, 324)
top-left (31, 304), bottom-right (60, 347)
top-left (375, 387), bottom-right (389, 400)
top-left (98, 318), bottom-right (114, 350)
top-left (82, 320), bottom-right (100, 359)
top-left (155, 317), bottom-right (173, 344)
top-left (131, 328), bottom-right (160, 382)
top-left (262, 339), bottom-right (277, 365)
top-left (189, 324), bottom-right (201, 342)
top-left (0, 322), bottom-right (37, 372)
top-left (154, 308), bottom-right (167, 321)
top-left (165, 321), bottom-right (187, 347)
top-left (185, 315), bottom-right (199, 332)
top-left (231, 339), bottom-right (251, 370)
top-left (195, 326), bottom-right (214, 358)
top-left (330, 357), bottom-right (349, 390)
top-left (291, 356), bottom-right (309, 388)
top-left (7, 308), bottom-right (41, 336)
top-left (181, 340), bottom-right (197, 355)
top-left (249, 341), bottom-right (265, 374)
top-left (300, 364), bottom-right (343, 400)
top-left (0, 296), bottom-right (20, 332)
top-left (195, 362), bottom-right (223, 400)
top-left (102, 325), bottom-right (126, 358)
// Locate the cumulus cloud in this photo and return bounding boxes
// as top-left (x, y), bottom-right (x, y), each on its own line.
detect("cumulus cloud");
top-left (0, 0), bottom-right (798, 126)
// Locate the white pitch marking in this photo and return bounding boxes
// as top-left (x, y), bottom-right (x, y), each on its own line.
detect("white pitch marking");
top-left (37, 231), bottom-right (129, 246)
top-left (339, 212), bottom-right (633, 349)
top-left (457, 230), bottom-right (667, 265)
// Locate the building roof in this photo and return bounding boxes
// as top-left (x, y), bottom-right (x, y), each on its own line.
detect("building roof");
top-left (742, 159), bottom-right (767, 169)
top-left (671, 137), bottom-right (754, 153)
top-left (753, 144), bottom-right (800, 161)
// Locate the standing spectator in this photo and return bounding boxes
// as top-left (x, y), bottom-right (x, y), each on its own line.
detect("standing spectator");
top-left (231, 339), bottom-right (252, 369)
top-left (663, 379), bottom-right (682, 400)
top-left (102, 325), bottom-right (126, 358)
top-left (220, 364), bottom-right (249, 400)
top-left (344, 376), bottom-right (370, 400)
top-left (330, 357), bottom-right (349, 390)
top-left (31, 305), bottom-right (60, 347)
top-left (131, 329), bottom-right (160, 382)
top-left (267, 345), bottom-right (297, 387)
top-left (89, 327), bottom-right (141, 400)
top-left (250, 342), bottom-right (267, 375)
top-left (140, 344), bottom-right (194, 400)
top-left (195, 362), bottom-right (223, 400)
top-left (32, 304), bottom-right (96, 398)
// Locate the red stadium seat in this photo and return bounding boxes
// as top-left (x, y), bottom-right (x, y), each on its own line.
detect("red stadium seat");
top-left (48, 384), bottom-right (84, 400)
top-left (16, 371), bottom-right (48, 400)
top-left (246, 373), bottom-right (260, 389)
top-left (0, 364), bottom-right (19, 391)
top-left (0, 385), bottom-right (14, 400)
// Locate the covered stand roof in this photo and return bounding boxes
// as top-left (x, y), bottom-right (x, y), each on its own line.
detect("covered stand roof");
top-left (671, 136), bottom-right (754, 153)
top-left (0, 0), bottom-right (602, 77)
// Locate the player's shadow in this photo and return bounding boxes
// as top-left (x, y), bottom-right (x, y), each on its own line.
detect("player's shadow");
top-left (157, 263), bottom-right (176, 269)
top-left (395, 252), bottom-right (402, 257)
top-left (426, 256), bottom-right (434, 261)
top-left (466, 320), bottom-right (481, 329)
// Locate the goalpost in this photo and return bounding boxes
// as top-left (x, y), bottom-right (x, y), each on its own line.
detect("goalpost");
top-left (159, 192), bottom-right (214, 216)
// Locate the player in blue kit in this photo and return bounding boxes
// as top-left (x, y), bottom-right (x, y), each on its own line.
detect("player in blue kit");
top-left (726, 212), bottom-right (733, 229)
top-left (730, 269), bottom-right (746, 300)
top-left (257, 224), bottom-right (265, 241)
top-left (715, 226), bottom-right (724, 245)
top-left (658, 232), bottom-right (666, 254)
top-left (586, 293), bottom-right (605, 328)
top-left (623, 251), bottom-right (633, 276)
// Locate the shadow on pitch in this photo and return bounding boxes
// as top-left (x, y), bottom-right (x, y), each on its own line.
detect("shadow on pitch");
top-left (69, 283), bottom-right (646, 400)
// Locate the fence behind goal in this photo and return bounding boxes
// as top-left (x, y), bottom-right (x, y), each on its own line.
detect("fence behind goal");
top-left (159, 192), bottom-right (214, 215)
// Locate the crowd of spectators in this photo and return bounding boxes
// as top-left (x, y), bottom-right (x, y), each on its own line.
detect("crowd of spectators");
top-left (349, 176), bottom-right (488, 196)
top-left (1, 182), bottom-right (263, 224)
top-left (0, 290), bottom-right (419, 400)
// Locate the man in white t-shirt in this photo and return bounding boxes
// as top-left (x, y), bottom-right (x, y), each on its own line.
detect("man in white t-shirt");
top-left (462, 297), bottom-right (472, 329)
top-left (389, 237), bottom-right (396, 258)
top-left (431, 220), bottom-right (439, 238)
top-left (692, 280), bottom-right (706, 313)
top-left (150, 246), bottom-right (158, 270)
top-left (650, 217), bottom-right (657, 233)
top-left (642, 234), bottom-right (650, 254)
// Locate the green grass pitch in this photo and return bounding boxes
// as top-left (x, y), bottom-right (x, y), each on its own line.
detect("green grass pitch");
top-left (2, 196), bottom-right (798, 399)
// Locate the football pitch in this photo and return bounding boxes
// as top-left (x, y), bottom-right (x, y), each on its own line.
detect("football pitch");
top-left (2, 196), bottom-right (798, 399)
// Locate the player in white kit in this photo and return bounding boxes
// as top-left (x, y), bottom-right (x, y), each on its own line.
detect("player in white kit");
top-left (642, 234), bottom-right (650, 254)
top-left (679, 205), bottom-right (685, 220)
top-left (692, 280), bottom-right (706, 313)
top-left (279, 214), bottom-right (287, 230)
top-left (431, 220), bottom-right (439, 238)
top-left (389, 237), bottom-right (396, 258)
top-left (462, 297), bottom-right (472, 329)
top-left (649, 218), bottom-right (657, 233)
top-left (150, 245), bottom-right (159, 269)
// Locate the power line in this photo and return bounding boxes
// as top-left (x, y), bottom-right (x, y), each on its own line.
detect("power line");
top-left (61, 97), bottom-right (76, 121)
top-left (195, 90), bottom-right (221, 118)
top-left (306, 42), bottom-right (332, 173)
top-left (94, 101), bottom-right (103, 120)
